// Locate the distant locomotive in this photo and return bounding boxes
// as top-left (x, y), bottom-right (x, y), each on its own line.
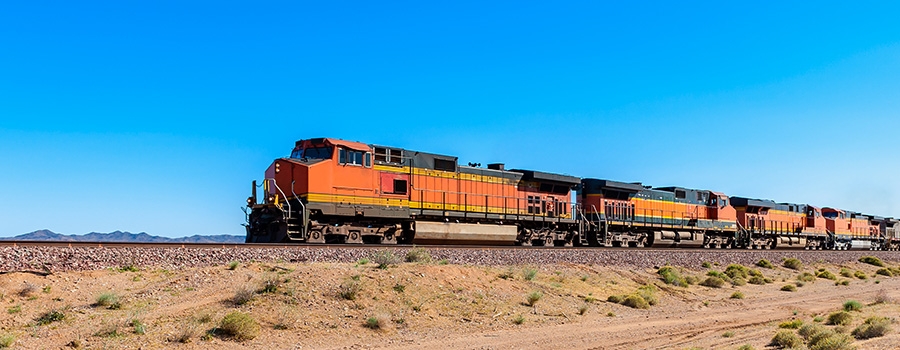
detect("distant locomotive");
top-left (245, 137), bottom-right (900, 250)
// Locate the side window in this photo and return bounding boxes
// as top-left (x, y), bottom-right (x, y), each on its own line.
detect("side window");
top-left (339, 149), bottom-right (347, 163)
top-left (365, 153), bottom-right (371, 167)
top-left (675, 190), bottom-right (686, 199)
top-left (393, 179), bottom-right (407, 195)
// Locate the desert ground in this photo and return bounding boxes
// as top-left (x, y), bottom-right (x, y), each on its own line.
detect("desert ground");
top-left (1, 250), bottom-right (899, 349)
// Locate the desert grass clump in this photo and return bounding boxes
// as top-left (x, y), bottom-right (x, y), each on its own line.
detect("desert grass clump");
top-left (7, 305), bottom-right (21, 314)
top-left (220, 311), bottom-right (260, 341)
top-left (757, 259), bottom-right (775, 269)
top-left (731, 276), bottom-right (747, 286)
top-left (371, 250), bottom-right (399, 269)
top-left (722, 331), bottom-right (735, 338)
top-left (513, 314), bottom-right (525, 325)
top-left (131, 319), bottom-right (146, 335)
top-left (607, 295), bottom-right (624, 303)
top-left (783, 258), bottom-right (803, 270)
top-left (842, 300), bottom-right (862, 312)
top-left (827, 311), bottom-right (853, 326)
top-left (779, 319), bottom-right (804, 329)
top-left (405, 247), bottom-right (432, 263)
top-left (658, 266), bottom-right (688, 287)
top-left (95, 292), bottom-right (121, 309)
top-left (852, 316), bottom-right (892, 339)
top-left (700, 276), bottom-right (726, 288)
top-left (525, 291), bottom-right (543, 306)
top-left (839, 268), bottom-right (852, 278)
top-left (364, 316), bottom-right (383, 329)
top-left (339, 276), bottom-right (362, 301)
top-left (859, 256), bottom-right (885, 267)
top-left (798, 272), bottom-right (817, 282)
top-left (523, 268), bottom-right (538, 281)
top-left (227, 261), bottom-right (239, 270)
top-left (781, 284), bottom-right (797, 292)
top-left (34, 309), bottom-right (65, 325)
top-left (853, 270), bottom-right (867, 279)
top-left (233, 285), bottom-right (256, 305)
top-left (701, 261), bottom-right (712, 268)
top-left (875, 268), bottom-right (893, 277)
top-left (737, 345), bottom-right (755, 350)
top-left (816, 269), bottom-right (837, 280)
top-left (0, 334), bottom-right (15, 348)
top-left (731, 291), bottom-right (745, 299)
top-left (770, 330), bottom-right (803, 349)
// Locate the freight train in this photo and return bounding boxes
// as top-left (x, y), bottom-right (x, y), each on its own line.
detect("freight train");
top-left (244, 137), bottom-right (900, 250)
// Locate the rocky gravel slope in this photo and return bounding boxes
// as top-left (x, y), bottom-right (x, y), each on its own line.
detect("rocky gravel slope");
top-left (3, 246), bottom-right (900, 272)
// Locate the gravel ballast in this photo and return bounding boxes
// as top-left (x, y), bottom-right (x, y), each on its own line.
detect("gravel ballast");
top-left (4, 246), bottom-right (900, 272)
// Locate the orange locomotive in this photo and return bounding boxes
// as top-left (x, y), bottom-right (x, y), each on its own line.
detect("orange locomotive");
top-left (578, 179), bottom-right (737, 248)
top-left (245, 137), bottom-right (581, 245)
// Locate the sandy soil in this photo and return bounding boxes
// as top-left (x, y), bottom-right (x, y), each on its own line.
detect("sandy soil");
top-left (1, 257), bottom-right (899, 349)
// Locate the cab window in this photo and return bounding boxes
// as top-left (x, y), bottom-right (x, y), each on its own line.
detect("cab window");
top-left (338, 148), bottom-right (365, 166)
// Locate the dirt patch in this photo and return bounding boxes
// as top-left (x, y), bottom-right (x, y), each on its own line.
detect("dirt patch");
top-left (1, 257), bottom-right (899, 349)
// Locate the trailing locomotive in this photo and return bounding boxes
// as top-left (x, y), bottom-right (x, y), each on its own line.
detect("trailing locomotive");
top-left (245, 137), bottom-right (900, 250)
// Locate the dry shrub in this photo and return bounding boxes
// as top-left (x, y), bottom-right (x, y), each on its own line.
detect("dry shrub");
top-left (371, 250), bottom-right (399, 269)
top-left (770, 330), bottom-right (803, 348)
top-left (18, 282), bottom-right (38, 297)
top-left (808, 331), bottom-right (854, 350)
top-left (781, 284), bottom-right (797, 292)
top-left (817, 269), bottom-right (837, 280)
top-left (783, 258), bottom-right (803, 270)
top-left (700, 276), bottom-right (726, 288)
top-left (779, 319), bottom-right (803, 329)
top-left (171, 323), bottom-right (197, 343)
top-left (798, 272), bottom-right (816, 282)
top-left (873, 289), bottom-right (893, 304)
top-left (725, 264), bottom-right (750, 279)
top-left (757, 259), bottom-right (775, 269)
top-left (220, 311), bottom-right (260, 341)
top-left (658, 266), bottom-right (688, 287)
top-left (858, 256), bottom-right (885, 267)
top-left (233, 286), bottom-right (255, 305)
top-left (405, 248), bottom-right (432, 263)
top-left (852, 316), bottom-right (891, 339)
top-left (827, 311), bottom-right (853, 326)
top-left (799, 323), bottom-right (827, 340)
top-left (339, 277), bottom-right (362, 300)
top-left (621, 295), bottom-right (650, 309)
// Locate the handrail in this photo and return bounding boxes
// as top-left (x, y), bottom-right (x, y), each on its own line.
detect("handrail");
top-left (291, 180), bottom-right (307, 217)
top-left (268, 179), bottom-right (292, 220)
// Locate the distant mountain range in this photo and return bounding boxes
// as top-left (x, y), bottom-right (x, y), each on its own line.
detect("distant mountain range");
top-left (3, 230), bottom-right (246, 243)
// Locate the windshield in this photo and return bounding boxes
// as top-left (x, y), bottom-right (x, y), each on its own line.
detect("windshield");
top-left (823, 212), bottom-right (838, 219)
top-left (291, 146), bottom-right (333, 160)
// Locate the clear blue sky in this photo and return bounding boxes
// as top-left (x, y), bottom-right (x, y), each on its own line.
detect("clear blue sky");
top-left (2, 2), bottom-right (900, 237)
